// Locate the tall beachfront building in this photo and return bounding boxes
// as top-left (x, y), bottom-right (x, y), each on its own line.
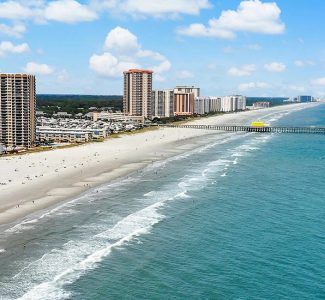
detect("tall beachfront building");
top-left (123, 69), bottom-right (153, 119)
top-left (221, 95), bottom-right (246, 112)
top-left (0, 73), bottom-right (36, 148)
top-left (152, 89), bottom-right (174, 118)
top-left (174, 86), bottom-right (200, 116)
top-left (194, 95), bottom-right (246, 114)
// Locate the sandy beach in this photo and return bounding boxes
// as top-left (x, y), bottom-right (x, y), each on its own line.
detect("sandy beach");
top-left (0, 102), bottom-right (319, 226)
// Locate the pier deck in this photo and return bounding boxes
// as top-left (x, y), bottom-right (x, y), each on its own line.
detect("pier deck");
top-left (160, 124), bottom-right (325, 134)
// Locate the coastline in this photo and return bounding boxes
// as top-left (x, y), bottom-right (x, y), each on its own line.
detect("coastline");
top-left (0, 102), bottom-right (320, 227)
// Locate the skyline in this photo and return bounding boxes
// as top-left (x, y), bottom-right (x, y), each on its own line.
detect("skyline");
top-left (0, 0), bottom-right (325, 96)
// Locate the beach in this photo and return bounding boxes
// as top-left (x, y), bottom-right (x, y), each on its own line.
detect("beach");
top-left (0, 102), bottom-right (318, 226)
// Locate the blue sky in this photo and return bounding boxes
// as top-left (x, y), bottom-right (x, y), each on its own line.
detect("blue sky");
top-left (0, 0), bottom-right (325, 97)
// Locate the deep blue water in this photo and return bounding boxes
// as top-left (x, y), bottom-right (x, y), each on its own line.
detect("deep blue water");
top-left (0, 104), bottom-right (324, 299)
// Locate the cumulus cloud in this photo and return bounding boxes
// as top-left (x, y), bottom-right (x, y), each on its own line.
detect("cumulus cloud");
top-left (294, 60), bottom-right (314, 67)
top-left (311, 77), bottom-right (325, 86)
top-left (177, 70), bottom-right (194, 79)
top-left (177, 0), bottom-right (285, 39)
top-left (45, 0), bottom-right (97, 23)
top-left (0, 0), bottom-right (97, 26)
top-left (0, 23), bottom-right (26, 37)
top-left (90, 26), bottom-right (171, 78)
top-left (264, 62), bottom-right (286, 72)
top-left (104, 26), bottom-right (139, 53)
top-left (238, 81), bottom-right (270, 91)
top-left (23, 62), bottom-right (54, 75)
top-left (89, 53), bottom-right (139, 77)
top-left (0, 1), bottom-right (36, 20)
top-left (0, 41), bottom-right (29, 56)
top-left (228, 64), bottom-right (256, 76)
top-left (92, 0), bottom-right (211, 18)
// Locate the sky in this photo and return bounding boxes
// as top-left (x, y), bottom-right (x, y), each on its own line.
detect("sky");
top-left (0, 0), bottom-right (325, 97)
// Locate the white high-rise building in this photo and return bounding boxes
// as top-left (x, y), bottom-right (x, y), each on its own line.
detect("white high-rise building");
top-left (221, 95), bottom-right (246, 112)
top-left (152, 89), bottom-right (174, 118)
top-left (195, 95), bottom-right (246, 114)
top-left (0, 73), bottom-right (36, 149)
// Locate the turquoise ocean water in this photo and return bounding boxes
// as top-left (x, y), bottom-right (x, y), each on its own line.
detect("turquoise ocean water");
top-left (0, 104), bottom-right (324, 299)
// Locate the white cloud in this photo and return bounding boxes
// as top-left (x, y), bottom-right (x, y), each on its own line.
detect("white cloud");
top-left (151, 60), bottom-right (171, 73)
top-left (104, 26), bottom-right (139, 53)
top-left (264, 62), bottom-right (286, 72)
top-left (177, 70), bottom-right (194, 79)
top-left (45, 0), bottom-right (97, 23)
top-left (0, 1), bottom-right (97, 24)
top-left (311, 77), bottom-right (325, 86)
top-left (294, 60), bottom-right (314, 67)
top-left (0, 41), bottom-right (29, 56)
top-left (177, 0), bottom-right (285, 39)
top-left (0, 1), bottom-right (35, 20)
top-left (287, 85), bottom-right (305, 92)
top-left (238, 81), bottom-right (270, 91)
top-left (90, 26), bottom-right (171, 78)
top-left (247, 43), bottom-right (261, 50)
top-left (92, 0), bottom-right (211, 18)
top-left (23, 62), bottom-right (54, 75)
top-left (228, 64), bottom-right (256, 76)
top-left (0, 23), bottom-right (26, 37)
top-left (89, 52), bottom-right (139, 77)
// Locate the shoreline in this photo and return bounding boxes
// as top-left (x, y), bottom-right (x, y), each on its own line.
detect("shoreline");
top-left (0, 102), bottom-right (321, 227)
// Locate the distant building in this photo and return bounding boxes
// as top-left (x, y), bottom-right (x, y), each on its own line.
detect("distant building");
top-left (152, 89), bottom-right (174, 118)
top-left (194, 97), bottom-right (222, 114)
top-left (253, 101), bottom-right (271, 109)
top-left (53, 112), bottom-right (72, 118)
top-left (174, 86), bottom-right (200, 116)
top-left (0, 73), bottom-right (36, 149)
top-left (297, 95), bottom-right (313, 102)
top-left (194, 95), bottom-right (246, 114)
top-left (221, 95), bottom-right (246, 112)
top-left (123, 69), bottom-right (153, 119)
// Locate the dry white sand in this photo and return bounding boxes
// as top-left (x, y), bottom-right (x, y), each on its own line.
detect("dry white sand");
top-left (0, 102), bottom-right (318, 225)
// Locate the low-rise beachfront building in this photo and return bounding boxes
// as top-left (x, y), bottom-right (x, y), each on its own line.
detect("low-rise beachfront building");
top-left (253, 101), bottom-right (271, 109)
top-left (37, 127), bottom-right (108, 140)
top-left (36, 129), bottom-right (92, 143)
top-left (152, 89), bottom-right (174, 118)
top-left (86, 111), bottom-right (144, 124)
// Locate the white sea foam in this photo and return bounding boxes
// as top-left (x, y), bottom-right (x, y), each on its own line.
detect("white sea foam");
top-left (0, 249), bottom-right (6, 253)
top-left (16, 201), bottom-right (166, 300)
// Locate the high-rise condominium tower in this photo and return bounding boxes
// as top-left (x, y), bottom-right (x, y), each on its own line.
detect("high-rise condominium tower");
top-left (0, 73), bottom-right (36, 148)
top-left (174, 86), bottom-right (200, 116)
top-left (123, 69), bottom-right (153, 119)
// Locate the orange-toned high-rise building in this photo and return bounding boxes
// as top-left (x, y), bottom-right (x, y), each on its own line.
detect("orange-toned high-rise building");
top-left (123, 69), bottom-right (153, 119)
top-left (173, 86), bottom-right (200, 116)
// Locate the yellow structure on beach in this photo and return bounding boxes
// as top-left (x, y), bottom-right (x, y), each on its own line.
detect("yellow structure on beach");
top-left (251, 121), bottom-right (268, 127)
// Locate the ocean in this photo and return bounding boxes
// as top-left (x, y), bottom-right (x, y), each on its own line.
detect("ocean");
top-left (0, 104), bottom-right (324, 299)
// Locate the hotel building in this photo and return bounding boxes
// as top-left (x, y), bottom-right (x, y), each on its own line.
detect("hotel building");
top-left (123, 69), bottom-right (153, 119)
top-left (152, 89), bottom-right (174, 118)
top-left (221, 95), bottom-right (246, 112)
top-left (0, 73), bottom-right (36, 148)
top-left (174, 86), bottom-right (200, 116)
top-left (194, 95), bottom-right (246, 114)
